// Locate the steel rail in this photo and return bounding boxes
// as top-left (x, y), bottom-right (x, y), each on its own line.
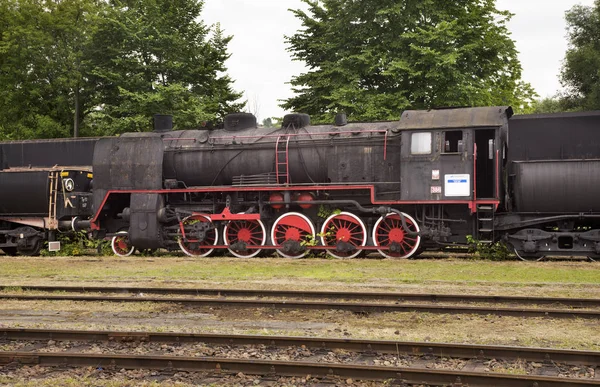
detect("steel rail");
top-left (3, 284), bottom-right (600, 308)
top-left (1, 328), bottom-right (599, 366)
top-left (0, 351), bottom-right (596, 386)
top-left (0, 294), bottom-right (599, 319)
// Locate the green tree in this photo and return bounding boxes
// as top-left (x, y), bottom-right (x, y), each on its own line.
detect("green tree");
top-left (262, 117), bottom-right (274, 127)
top-left (0, 0), bottom-right (243, 139)
top-left (529, 97), bottom-right (565, 114)
top-left (0, 0), bottom-right (101, 139)
top-left (561, 1), bottom-right (600, 110)
top-left (88, 1), bottom-right (243, 135)
top-left (283, 0), bottom-right (536, 123)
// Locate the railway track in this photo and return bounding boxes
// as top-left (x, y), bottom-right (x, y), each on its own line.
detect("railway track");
top-left (2, 285), bottom-right (600, 319)
top-left (3, 284), bottom-right (600, 307)
top-left (0, 328), bottom-right (598, 386)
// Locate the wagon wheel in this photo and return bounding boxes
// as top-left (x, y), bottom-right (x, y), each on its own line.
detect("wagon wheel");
top-left (223, 218), bottom-right (267, 258)
top-left (320, 212), bottom-right (367, 259)
top-left (372, 212), bottom-right (421, 259)
top-left (111, 231), bottom-right (135, 257)
top-left (271, 212), bottom-right (315, 258)
top-left (17, 239), bottom-right (42, 257)
top-left (513, 247), bottom-right (546, 262)
top-left (178, 215), bottom-right (218, 257)
top-left (1, 247), bottom-right (18, 256)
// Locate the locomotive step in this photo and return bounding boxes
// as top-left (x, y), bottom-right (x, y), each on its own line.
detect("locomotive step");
top-left (478, 218), bottom-right (493, 222)
top-left (478, 228), bottom-right (493, 233)
top-left (477, 205), bottom-right (494, 211)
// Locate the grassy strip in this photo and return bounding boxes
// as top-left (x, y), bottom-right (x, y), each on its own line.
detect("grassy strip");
top-left (0, 256), bottom-right (598, 285)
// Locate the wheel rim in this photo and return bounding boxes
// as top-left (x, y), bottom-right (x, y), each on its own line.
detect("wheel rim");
top-left (271, 212), bottom-right (315, 258)
top-left (320, 212), bottom-right (367, 259)
top-left (373, 212), bottom-right (421, 259)
top-left (178, 215), bottom-right (218, 257)
top-left (111, 231), bottom-right (134, 257)
top-left (224, 217), bottom-right (266, 258)
top-left (513, 247), bottom-right (545, 262)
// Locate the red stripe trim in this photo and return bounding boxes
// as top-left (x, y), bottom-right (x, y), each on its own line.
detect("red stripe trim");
top-left (90, 183), bottom-right (499, 225)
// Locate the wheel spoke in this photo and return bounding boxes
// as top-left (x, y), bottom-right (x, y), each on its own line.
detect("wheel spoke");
top-left (178, 215), bottom-right (217, 257)
top-left (224, 217), bottom-right (266, 258)
top-left (112, 232), bottom-right (134, 257)
top-left (373, 213), bottom-right (421, 259)
top-left (320, 212), bottom-right (366, 259)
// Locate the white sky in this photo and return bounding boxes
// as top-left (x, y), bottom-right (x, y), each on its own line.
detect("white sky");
top-left (203, 0), bottom-right (595, 121)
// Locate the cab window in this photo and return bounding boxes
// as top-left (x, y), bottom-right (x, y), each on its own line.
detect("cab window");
top-left (410, 132), bottom-right (432, 155)
top-left (443, 130), bottom-right (463, 153)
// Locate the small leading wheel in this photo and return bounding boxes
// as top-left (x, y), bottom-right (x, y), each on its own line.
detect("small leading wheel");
top-left (111, 231), bottom-right (135, 257)
top-left (513, 247), bottom-right (546, 262)
top-left (178, 215), bottom-right (218, 257)
top-left (271, 212), bottom-right (315, 258)
top-left (223, 217), bottom-right (267, 258)
top-left (373, 212), bottom-right (421, 259)
top-left (320, 212), bottom-right (367, 259)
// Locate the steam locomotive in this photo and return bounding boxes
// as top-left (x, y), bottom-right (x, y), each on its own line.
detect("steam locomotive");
top-left (1, 106), bottom-right (600, 261)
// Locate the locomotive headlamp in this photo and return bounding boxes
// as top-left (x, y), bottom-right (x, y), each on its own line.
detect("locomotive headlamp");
top-left (63, 178), bottom-right (75, 192)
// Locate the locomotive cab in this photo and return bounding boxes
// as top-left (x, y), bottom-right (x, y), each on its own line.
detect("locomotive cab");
top-left (397, 107), bottom-right (512, 244)
top-left (398, 107), bottom-right (511, 203)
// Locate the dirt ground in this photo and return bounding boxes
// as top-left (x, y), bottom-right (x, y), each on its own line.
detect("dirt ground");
top-left (0, 256), bottom-right (599, 386)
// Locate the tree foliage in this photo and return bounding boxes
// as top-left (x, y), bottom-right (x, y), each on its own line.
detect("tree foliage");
top-left (283, 0), bottom-right (536, 123)
top-left (529, 97), bottom-right (565, 114)
top-left (0, 0), bottom-right (243, 139)
top-left (0, 0), bottom-right (98, 139)
top-left (561, 1), bottom-right (600, 110)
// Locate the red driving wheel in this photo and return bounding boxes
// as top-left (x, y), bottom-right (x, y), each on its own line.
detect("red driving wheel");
top-left (270, 212), bottom-right (315, 258)
top-left (320, 212), bottom-right (367, 259)
top-left (223, 218), bottom-right (266, 258)
top-left (372, 212), bottom-right (421, 258)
